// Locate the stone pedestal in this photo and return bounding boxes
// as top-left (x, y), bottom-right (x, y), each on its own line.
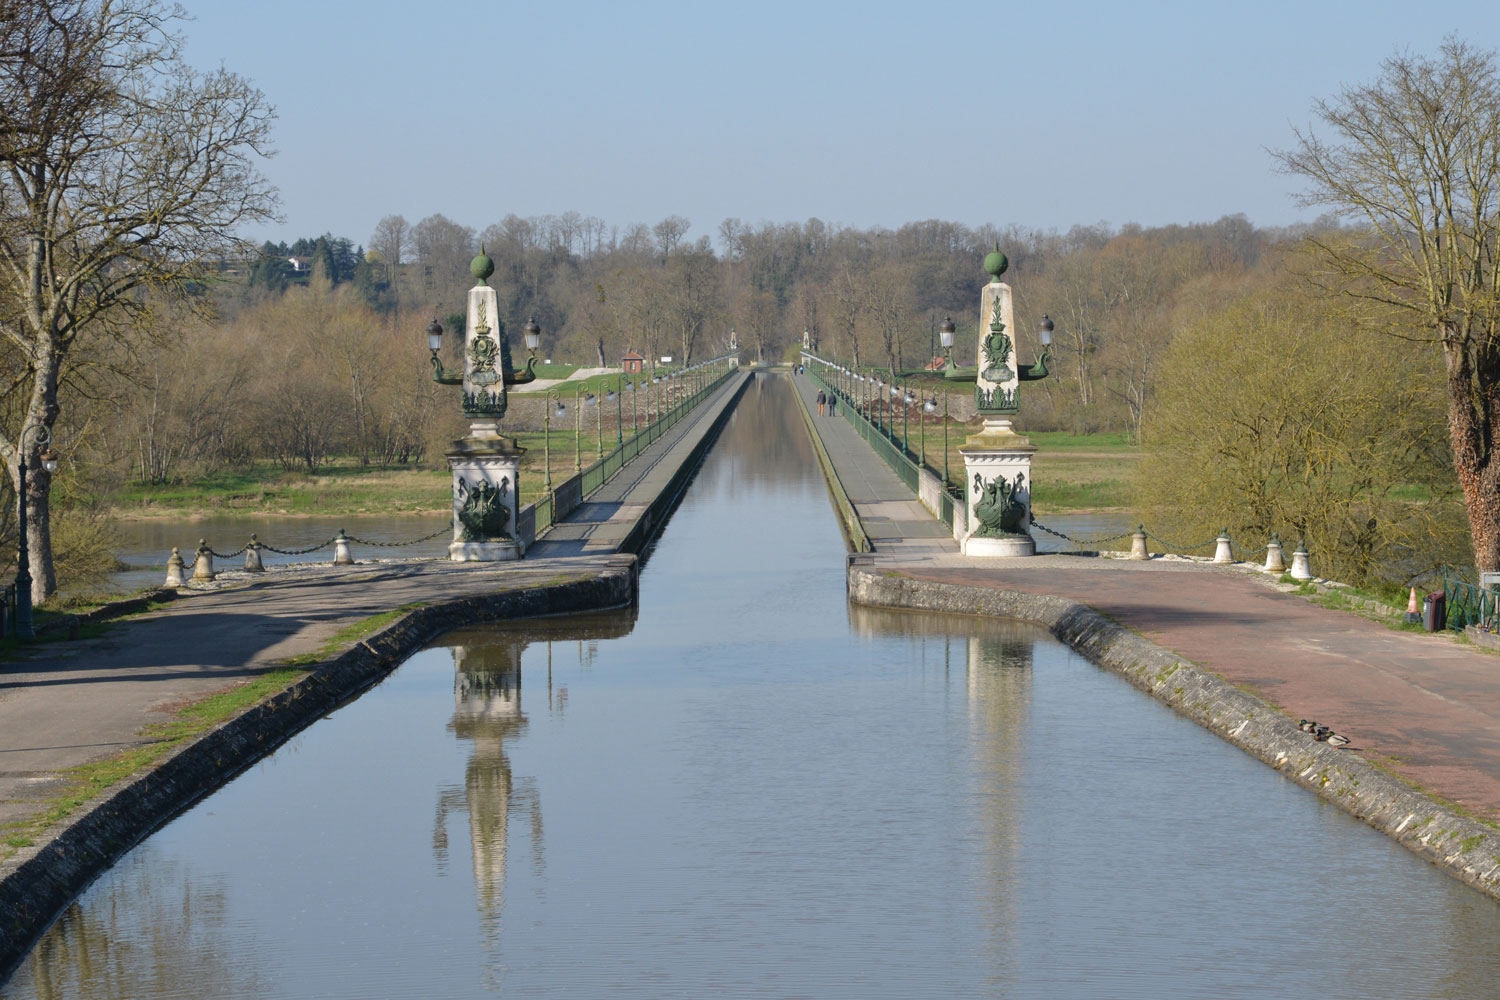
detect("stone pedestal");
top-left (960, 431), bottom-right (1036, 557)
top-left (447, 433), bottom-right (524, 562)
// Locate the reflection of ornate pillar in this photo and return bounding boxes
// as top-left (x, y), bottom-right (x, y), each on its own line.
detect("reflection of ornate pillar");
top-left (964, 627), bottom-right (1032, 963)
top-left (438, 640), bottom-right (532, 919)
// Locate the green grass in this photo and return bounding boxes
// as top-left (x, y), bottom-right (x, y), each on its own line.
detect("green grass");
top-left (281, 604), bottom-right (423, 667)
top-left (114, 459), bottom-right (452, 517)
top-left (0, 663), bottom-right (311, 861)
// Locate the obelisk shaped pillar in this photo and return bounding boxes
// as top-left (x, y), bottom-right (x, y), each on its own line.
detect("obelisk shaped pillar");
top-left (960, 251), bottom-right (1036, 557)
top-left (448, 251), bottom-right (523, 561)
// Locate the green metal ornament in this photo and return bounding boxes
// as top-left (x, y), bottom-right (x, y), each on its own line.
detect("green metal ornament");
top-left (471, 247), bottom-right (495, 285)
top-left (983, 244), bottom-right (1009, 282)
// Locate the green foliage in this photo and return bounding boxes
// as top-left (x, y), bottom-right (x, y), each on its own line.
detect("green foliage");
top-left (1136, 268), bottom-right (1468, 587)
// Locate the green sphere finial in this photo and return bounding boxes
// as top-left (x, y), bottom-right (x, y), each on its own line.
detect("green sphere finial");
top-left (471, 245), bottom-right (495, 285)
top-left (983, 242), bottom-right (1008, 283)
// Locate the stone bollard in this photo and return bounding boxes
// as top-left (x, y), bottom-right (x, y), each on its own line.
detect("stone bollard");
top-left (333, 529), bottom-right (354, 565)
top-left (1289, 539), bottom-right (1313, 581)
top-left (1263, 533), bottom-right (1286, 574)
top-left (1129, 525), bottom-right (1150, 560)
top-left (164, 547), bottom-right (186, 588)
top-left (244, 534), bottom-right (264, 572)
top-left (192, 539), bottom-right (215, 582)
top-left (1212, 528), bottom-right (1234, 564)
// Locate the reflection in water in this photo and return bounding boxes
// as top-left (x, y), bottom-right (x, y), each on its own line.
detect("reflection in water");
top-left (15, 857), bottom-right (266, 999)
top-left (848, 605), bottom-right (1032, 981)
top-left (432, 613), bottom-right (636, 966)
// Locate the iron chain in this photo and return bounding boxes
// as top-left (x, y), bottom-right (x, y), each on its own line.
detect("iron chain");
top-left (345, 520), bottom-right (453, 547)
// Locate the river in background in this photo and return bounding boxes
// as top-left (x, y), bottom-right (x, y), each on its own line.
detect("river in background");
top-left (11, 375), bottom-right (1494, 998)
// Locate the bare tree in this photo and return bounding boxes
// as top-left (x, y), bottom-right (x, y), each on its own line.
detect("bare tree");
top-left (369, 214), bottom-right (411, 292)
top-left (652, 215), bottom-right (691, 258)
top-left (1277, 39), bottom-right (1500, 570)
top-left (0, 0), bottom-right (276, 600)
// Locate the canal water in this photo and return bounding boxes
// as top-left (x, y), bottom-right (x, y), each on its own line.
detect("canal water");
top-left (8, 374), bottom-right (1500, 998)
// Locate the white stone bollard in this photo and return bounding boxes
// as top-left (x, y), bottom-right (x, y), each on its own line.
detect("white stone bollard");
top-left (245, 534), bottom-right (264, 572)
top-left (1289, 540), bottom-right (1313, 581)
top-left (1213, 529), bottom-right (1234, 564)
top-left (1263, 534), bottom-right (1286, 574)
top-left (1129, 526), bottom-right (1149, 560)
top-left (191, 540), bottom-right (215, 582)
top-left (164, 547), bottom-right (186, 588)
top-left (333, 530), bottom-right (354, 565)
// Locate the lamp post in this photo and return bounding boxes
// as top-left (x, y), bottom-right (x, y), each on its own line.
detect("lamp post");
top-left (595, 384), bottom-right (604, 457)
top-left (545, 393), bottom-right (563, 492)
top-left (940, 315), bottom-right (956, 375)
top-left (574, 385), bottom-right (587, 472)
top-left (13, 424), bottom-right (59, 639)
top-left (612, 375), bottom-right (623, 446)
top-left (922, 394), bottom-right (937, 466)
top-left (901, 379), bottom-right (914, 456)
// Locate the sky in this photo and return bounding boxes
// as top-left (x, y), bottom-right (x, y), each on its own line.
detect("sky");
top-left (181, 0), bottom-right (1499, 250)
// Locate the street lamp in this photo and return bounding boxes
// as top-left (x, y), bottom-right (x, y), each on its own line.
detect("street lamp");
top-left (939, 315), bottom-right (956, 374)
top-left (14, 424), bottom-right (59, 639)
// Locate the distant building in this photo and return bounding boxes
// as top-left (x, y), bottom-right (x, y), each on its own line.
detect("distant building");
top-left (288, 256), bottom-right (313, 272)
top-left (622, 350), bottom-right (645, 374)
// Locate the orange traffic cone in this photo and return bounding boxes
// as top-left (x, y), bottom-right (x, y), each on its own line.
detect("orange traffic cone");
top-left (1404, 586), bottom-right (1422, 624)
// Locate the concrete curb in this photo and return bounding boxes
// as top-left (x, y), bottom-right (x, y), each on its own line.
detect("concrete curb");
top-left (789, 375), bottom-right (871, 554)
top-left (848, 565), bottom-right (1500, 902)
top-left (0, 556), bottom-right (637, 979)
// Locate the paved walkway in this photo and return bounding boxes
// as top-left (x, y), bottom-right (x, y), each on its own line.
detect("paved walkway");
top-left (788, 372), bottom-right (957, 564)
top-left (790, 369), bottom-right (1500, 825)
top-left (529, 371), bottom-right (748, 557)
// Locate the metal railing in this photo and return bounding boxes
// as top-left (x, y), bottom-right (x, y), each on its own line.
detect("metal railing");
top-left (802, 357), bottom-right (960, 529)
top-left (1442, 570), bottom-right (1496, 633)
top-left (529, 356), bottom-right (739, 539)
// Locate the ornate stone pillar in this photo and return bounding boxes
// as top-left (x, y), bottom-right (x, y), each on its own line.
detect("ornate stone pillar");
top-left (960, 249), bottom-right (1042, 557)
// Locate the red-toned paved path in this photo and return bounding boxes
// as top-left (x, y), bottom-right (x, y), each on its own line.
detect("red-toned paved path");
top-left (899, 558), bottom-right (1500, 823)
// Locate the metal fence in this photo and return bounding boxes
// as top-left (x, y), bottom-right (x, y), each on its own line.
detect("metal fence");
top-left (1442, 570), bottom-right (1496, 633)
top-left (803, 362), bottom-right (959, 529)
top-left (529, 359), bottom-right (739, 539)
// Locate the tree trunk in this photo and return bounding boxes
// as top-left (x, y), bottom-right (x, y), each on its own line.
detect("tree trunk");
top-left (1447, 340), bottom-right (1500, 571)
top-left (26, 471), bottom-right (54, 606)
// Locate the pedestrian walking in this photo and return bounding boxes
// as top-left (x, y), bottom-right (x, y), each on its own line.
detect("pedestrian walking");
top-left (816, 389), bottom-right (826, 415)
top-left (826, 393), bottom-right (836, 417)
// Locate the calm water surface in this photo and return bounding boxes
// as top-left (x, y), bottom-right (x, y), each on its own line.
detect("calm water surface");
top-left (9, 375), bottom-right (1500, 998)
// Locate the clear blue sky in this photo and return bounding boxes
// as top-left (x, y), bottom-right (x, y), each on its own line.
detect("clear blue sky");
top-left (181, 0), bottom-right (1498, 249)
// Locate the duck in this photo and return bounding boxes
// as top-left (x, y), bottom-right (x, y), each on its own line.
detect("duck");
top-left (1299, 719), bottom-right (1316, 733)
top-left (1313, 725), bottom-right (1332, 741)
top-left (1327, 733), bottom-right (1351, 748)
